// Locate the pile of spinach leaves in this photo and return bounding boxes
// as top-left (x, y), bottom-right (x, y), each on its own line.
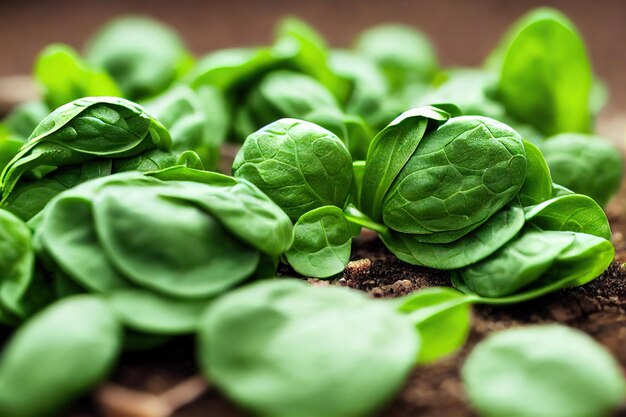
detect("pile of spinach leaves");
top-left (0, 6), bottom-right (624, 417)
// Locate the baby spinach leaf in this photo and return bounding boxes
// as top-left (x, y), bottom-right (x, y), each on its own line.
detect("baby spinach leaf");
top-left (0, 97), bottom-right (171, 220)
top-left (106, 290), bottom-right (208, 335)
top-left (149, 168), bottom-right (293, 256)
top-left (540, 133), bottom-right (623, 207)
top-left (524, 194), bottom-right (611, 240)
top-left (198, 280), bottom-right (419, 417)
top-left (34, 44), bottom-right (121, 110)
top-left (355, 24), bottom-right (437, 92)
top-left (453, 190), bottom-right (613, 302)
top-left (518, 139), bottom-right (552, 206)
top-left (0, 295), bottom-right (122, 417)
top-left (3, 101), bottom-right (49, 141)
top-left (85, 16), bottom-right (194, 100)
top-left (187, 47), bottom-right (278, 92)
top-left (492, 8), bottom-right (593, 135)
top-left (462, 325), bottom-right (626, 417)
top-left (454, 229), bottom-right (613, 299)
top-left (382, 116), bottom-right (526, 238)
top-left (417, 68), bottom-right (505, 119)
top-left (36, 170), bottom-right (292, 335)
top-left (381, 200), bottom-right (525, 269)
top-left (456, 229), bottom-right (577, 297)
top-left (233, 71), bottom-right (347, 142)
top-left (0, 130), bottom-right (22, 174)
top-left (285, 205), bottom-right (352, 278)
top-left (360, 105), bottom-right (451, 222)
top-left (273, 18), bottom-right (350, 102)
top-left (0, 209), bottom-right (35, 320)
top-left (143, 84), bottom-right (224, 168)
top-left (395, 287), bottom-right (471, 363)
top-left (233, 118), bottom-right (353, 222)
top-left (330, 50), bottom-right (391, 130)
top-left (93, 183), bottom-right (260, 298)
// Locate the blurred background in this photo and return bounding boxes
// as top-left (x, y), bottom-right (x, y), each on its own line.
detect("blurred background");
top-left (1, 0), bottom-right (624, 97)
top-left (1, 0), bottom-right (624, 134)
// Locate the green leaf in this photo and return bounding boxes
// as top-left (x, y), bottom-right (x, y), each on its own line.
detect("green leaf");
top-left (416, 68), bottom-right (504, 119)
top-left (381, 116), bottom-right (526, 239)
top-left (456, 229), bottom-right (576, 298)
top-left (540, 133), bottom-right (623, 207)
top-left (518, 139), bottom-right (552, 206)
top-left (0, 131), bottom-right (23, 175)
top-left (360, 105), bottom-right (450, 221)
top-left (3, 101), bottom-right (49, 141)
top-left (462, 325), bottom-right (626, 417)
top-left (492, 8), bottom-right (593, 135)
top-left (233, 118), bottom-right (353, 222)
top-left (93, 182), bottom-right (260, 298)
top-left (85, 17), bottom-right (193, 100)
top-left (453, 229), bottom-right (613, 300)
top-left (187, 48), bottom-right (277, 92)
top-left (107, 289), bottom-right (209, 334)
top-left (381, 200), bottom-right (525, 269)
top-left (34, 44), bottom-right (121, 110)
top-left (0, 295), bottom-right (122, 417)
top-left (274, 17), bottom-right (350, 101)
top-left (0, 209), bottom-right (35, 319)
top-left (329, 50), bottom-right (390, 130)
top-left (143, 84), bottom-right (208, 149)
top-left (524, 194), bottom-right (611, 240)
top-left (355, 24), bottom-right (437, 92)
top-left (0, 97), bottom-right (171, 220)
top-left (198, 280), bottom-right (419, 417)
top-left (233, 71), bottom-right (347, 142)
top-left (149, 168), bottom-right (294, 256)
top-left (285, 206), bottom-right (352, 278)
top-left (395, 287), bottom-right (471, 363)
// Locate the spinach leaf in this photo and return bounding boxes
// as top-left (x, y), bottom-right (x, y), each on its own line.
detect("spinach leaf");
top-left (0, 295), bottom-right (122, 417)
top-left (85, 17), bottom-right (194, 100)
top-left (0, 97), bottom-right (172, 220)
top-left (233, 118), bottom-right (352, 222)
top-left (491, 8), bottom-right (593, 135)
top-left (273, 18), bottom-right (350, 102)
top-left (233, 71), bottom-right (346, 141)
top-left (329, 50), bottom-right (392, 130)
top-left (187, 47), bottom-right (278, 92)
top-left (381, 115), bottom-right (526, 239)
top-left (198, 280), bottom-right (419, 417)
top-left (0, 209), bottom-right (34, 323)
top-left (452, 191), bottom-right (613, 300)
top-left (355, 24), bottom-right (437, 93)
top-left (462, 325), bottom-right (626, 417)
top-left (381, 199), bottom-right (525, 269)
top-left (285, 205), bottom-right (353, 278)
top-left (3, 101), bottom-right (49, 141)
top-left (540, 133), bottom-right (623, 207)
top-left (106, 290), bottom-right (208, 335)
top-left (395, 287), bottom-right (471, 363)
top-left (416, 68), bottom-right (505, 119)
top-left (143, 84), bottom-right (225, 169)
top-left (524, 193), bottom-right (611, 240)
top-left (35, 169), bottom-right (292, 334)
top-left (0, 128), bottom-right (23, 174)
top-left (360, 105), bottom-right (451, 222)
top-left (518, 139), bottom-right (552, 206)
top-left (34, 44), bottom-right (121, 110)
